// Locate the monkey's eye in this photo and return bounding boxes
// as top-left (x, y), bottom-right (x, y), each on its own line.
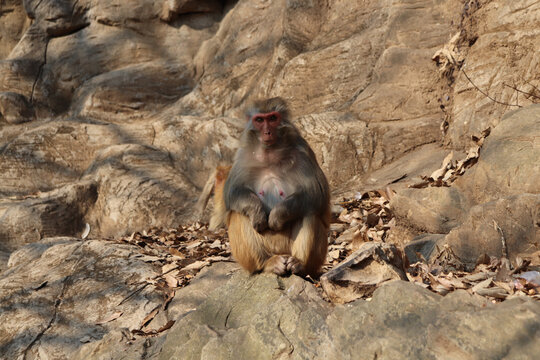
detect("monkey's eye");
top-left (268, 114), bottom-right (277, 122)
top-left (254, 117), bottom-right (264, 123)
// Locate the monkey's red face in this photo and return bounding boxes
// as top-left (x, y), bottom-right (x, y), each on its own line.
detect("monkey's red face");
top-left (251, 111), bottom-right (281, 146)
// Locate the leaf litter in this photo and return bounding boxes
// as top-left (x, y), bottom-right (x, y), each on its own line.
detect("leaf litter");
top-left (409, 127), bottom-right (491, 188)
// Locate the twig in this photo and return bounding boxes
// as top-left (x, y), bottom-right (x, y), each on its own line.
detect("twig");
top-left (503, 83), bottom-right (540, 100)
top-left (493, 221), bottom-right (508, 258)
top-left (118, 283), bottom-right (149, 305)
top-left (118, 264), bottom-right (182, 306)
top-left (525, 80), bottom-right (540, 93)
top-left (461, 70), bottom-right (521, 107)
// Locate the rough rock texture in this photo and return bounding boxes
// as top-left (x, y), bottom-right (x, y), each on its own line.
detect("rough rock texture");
top-left (448, 0), bottom-right (540, 149)
top-left (1, 0), bottom-right (539, 358)
top-left (159, 270), bottom-right (540, 360)
top-left (392, 106), bottom-right (540, 266)
top-left (0, 0), bottom-right (466, 243)
top-left (0, 238), bottom-right (238, 360)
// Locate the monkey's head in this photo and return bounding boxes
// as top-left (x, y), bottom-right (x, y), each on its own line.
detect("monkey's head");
top-left (245, 97), bottom-right (291, 147)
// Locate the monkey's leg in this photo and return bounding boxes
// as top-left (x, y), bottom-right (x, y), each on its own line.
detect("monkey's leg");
top-left (228, 211), bottom-right (295, 275)
top-left (290, 215), bottom-right (329, 277)
top-left (227, 211), bottom-right (272, 273)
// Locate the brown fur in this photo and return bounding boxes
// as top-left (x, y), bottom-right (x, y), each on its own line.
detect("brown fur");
top-left (227, 210), bottom-right (329, 276)
top-left (208, 165), bottom-right (231, 230)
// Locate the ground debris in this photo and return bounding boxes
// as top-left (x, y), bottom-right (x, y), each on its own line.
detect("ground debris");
top-left (327, 189), bottom-right (396, 270)
top-left (409, 128), bottom-right (490, 189)
top-left (115, 224), bottom-right (232, 335)
top-left (405, 247), bottom-right (540, 302)
top-left (321, 190), bottom-right (539, 303)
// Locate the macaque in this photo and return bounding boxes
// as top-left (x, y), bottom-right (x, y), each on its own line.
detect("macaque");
top-left (196, 164), bottom-right (231, 230)
top-left (222, 97), bottom-right (330, 277)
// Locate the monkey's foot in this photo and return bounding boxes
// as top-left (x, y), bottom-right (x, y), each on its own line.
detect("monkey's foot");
top-left (265, 255), bottom-right (304, 276)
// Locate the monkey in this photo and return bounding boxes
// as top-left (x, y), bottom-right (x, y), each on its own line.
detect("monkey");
top-left (196, 164), bottom-right (231, 230)
top-left (222, 97), bottom-right (330, 277)
top-left (208, 164), bottom-right (231, 230)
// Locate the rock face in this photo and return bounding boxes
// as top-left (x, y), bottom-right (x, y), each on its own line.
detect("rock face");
top-left (159, 270), bottom-right (540, 360)
top-left (0, 0), bottom-right (466, 243)
top-left (1, 0), bottom-right (539, 358)
top-left (392, 106), bottom-right (540, 266)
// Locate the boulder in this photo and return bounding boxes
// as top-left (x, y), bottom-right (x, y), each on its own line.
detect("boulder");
top-left (160, 273), bottom-right (540, 359)
top-left (455, 105), bottom-right (540, 204)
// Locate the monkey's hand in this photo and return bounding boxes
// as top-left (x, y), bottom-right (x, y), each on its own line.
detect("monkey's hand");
top-left (248, 205), bottom-right (268, 233)
top-left (241, 194), bottom-right (268, 232)
top-left (268, 203), bottom-right (290, 231)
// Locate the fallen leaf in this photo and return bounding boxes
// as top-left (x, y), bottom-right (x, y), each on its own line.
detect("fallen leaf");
top-left (328, 249), bottom-right (341, 260)
top-left (184, 260), bottom-right (210, 271)
top-left (472, 278), bottom-right (493, 294)
top-left (164, 273), bottom-right (178, 288)
top-left (475, 287), bottom-right (508, 299)
top-left (96, 311), bottom-right (123, 325)
top-left (139, 307), bottom-right (160, 329)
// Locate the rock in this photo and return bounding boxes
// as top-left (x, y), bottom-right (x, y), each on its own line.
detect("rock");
top-left (321, 242), bottom-right (407, 304)
top-left (0, 181), bottom-right (97, 253)
top-left (73, 61), bottom-right (194, 122)
top-left (441, 194), bottom-right (540, 266)
top-left (0, 91), bottom-right (35, 124)
top-left (403, 234), bottom-right (446, 264)
top-left (160, 0), bottom-right (223, 22)
top-left (159, 272), bottom-right (333, 360)
top-left (82, 144), bottom-right (199, 238)
top-left (0, 236), bottom-right (238, 360)
top-left (160, 275), bottom-right (540, 359)
top-left (391, 186), bottom-right (470, 234)
top-left (455, 104), bottom-right (540, 204)
top-left (0, 237), bottom-right (162, 360)
top-left (448, 0), bottom-right (540, 148)
top-left (0, 1), bottom-right (29, 59)
top-left (73, 261), bottom-right (239, 360)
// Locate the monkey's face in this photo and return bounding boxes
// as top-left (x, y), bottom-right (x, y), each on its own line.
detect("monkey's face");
top-left (251, 111), bottom-right (281, 146)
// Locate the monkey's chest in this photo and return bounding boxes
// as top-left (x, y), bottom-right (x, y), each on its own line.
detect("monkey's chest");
top-left (255, 175), bottom-right (289, 209)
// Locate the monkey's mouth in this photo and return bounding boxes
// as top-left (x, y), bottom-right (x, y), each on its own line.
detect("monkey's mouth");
top-left (261, 133), bottom-right (276, 145)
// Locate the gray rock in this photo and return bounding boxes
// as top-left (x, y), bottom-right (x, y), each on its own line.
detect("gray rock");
top-left (391, 186), bottom-right (470, 234)
top-left (160, 274), bottom-right (540, 360)
top-left (404, 234), bottom-right (446, 264)
top-left (441, 194), bottom-right (540, 266)
top-left (456, 105), bottom-right (540, 204)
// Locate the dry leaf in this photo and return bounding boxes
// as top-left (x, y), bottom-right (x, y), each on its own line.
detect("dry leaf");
top-left (472, 278), bottom-right (493, 293)
top-left (169, 248), bottom-right (185, 259)
top-left (186, 241), bottom-right (202, 250)
top-left (475, 287), bottom-right (508, 299)
top-left (96, 311), bottom-right (123, 325)
top-left (162, 263), bottom-right (178, 274)
top-left (139, 307), bottom-right (159, 329)
top-left (328, 250), bottom-right (341, 260)
top-left (184, 260), bottom-right (209, 271)
top-left (164, 273), bottom-right (178, 288)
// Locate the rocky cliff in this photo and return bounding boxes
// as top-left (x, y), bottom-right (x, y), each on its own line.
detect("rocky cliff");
top-left (0, 0), bottom-right (539, 359)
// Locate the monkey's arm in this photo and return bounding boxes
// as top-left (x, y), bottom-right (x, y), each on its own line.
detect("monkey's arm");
top-left (268, 167), bottom-right (329, 231)
top-left (225, 180), bottom-right (269, 233)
